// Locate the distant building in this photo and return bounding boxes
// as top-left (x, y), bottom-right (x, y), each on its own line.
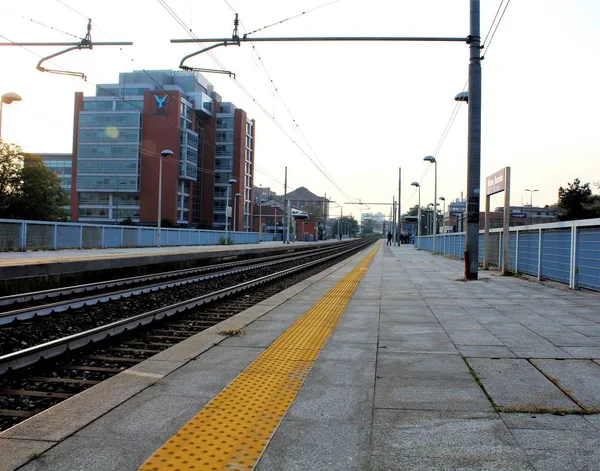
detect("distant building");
top-left (37, 153), bottom-right (72, 216)
top-left (69, 69), bottom-right (255, 229)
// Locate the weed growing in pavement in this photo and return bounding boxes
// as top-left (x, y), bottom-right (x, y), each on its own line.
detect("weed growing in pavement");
top-left (28, 453), bottom-right (43, 461)
top-left (218, 329), bottom-right (246, 337)
top-left (462, 357), bottom-right (500, 412)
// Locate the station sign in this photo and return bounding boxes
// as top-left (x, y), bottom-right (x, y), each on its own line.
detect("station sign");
top-left (486, 169), bottom-right (506, 196)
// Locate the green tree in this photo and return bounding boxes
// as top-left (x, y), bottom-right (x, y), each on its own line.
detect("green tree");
top-left (557, 178), bottom-right (600, 221)
top-left (405, 204), bottom-right (420, 217)
top-left (4, 153), bottom-right (69, 221)
top-left (0, 142), bottom-right (25, 215)
top-left (361, 217), bottom-right (376, 234)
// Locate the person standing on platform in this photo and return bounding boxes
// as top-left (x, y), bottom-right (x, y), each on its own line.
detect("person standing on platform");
top-left (387, 231), bottom-right (392, 246)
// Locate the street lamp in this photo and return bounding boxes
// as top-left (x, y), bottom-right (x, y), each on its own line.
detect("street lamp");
top-left (524, 188), bottom-right (539, 225)
top-left (0, 92), bottom-right (23, 142)
top-left (411, 182), bottom-right (421, 249)
top-left (258, 196), bottom-right (268, 241)
top-left (439, 196), bottom-right (446, 233)
top-left (424, 156), bottom-right (437, 253)
top-left (233, 193), bottom-right (242, 234)
top-left (225, 178), bottom-right (237, 242)
top-left (157, 149), bottom-right (173, 247)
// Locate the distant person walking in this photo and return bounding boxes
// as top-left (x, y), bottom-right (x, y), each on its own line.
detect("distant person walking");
top-left (387, 231), bottom-right (392, 246)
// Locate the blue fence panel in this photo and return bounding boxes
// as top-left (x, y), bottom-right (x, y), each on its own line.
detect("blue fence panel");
top-left (56, 224), bottom-right (80, 249)
top-left (508, 232), bottom-right (518, 271)
top-left (517, 231), bottom-right (539, 276)
top-left (139, 228), bottom-right (156, 247)
top-left (104, 227), bottom-right (123, 248)
top-left (576, 227), bottom-right (600, 290)
top-left (27, 223), bottom-right (54, 250)
top-left (122, 228), bottom-right (139, 247)
top-left (541, 229), bottom-right (571, 283)
top-left (478, 233), bottom-right (484, 263)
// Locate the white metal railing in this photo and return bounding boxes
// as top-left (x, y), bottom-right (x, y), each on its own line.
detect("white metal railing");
top-left (417, 218), bottom-right (600, 291)
top-left (0, 219), bottom-right (276, 251)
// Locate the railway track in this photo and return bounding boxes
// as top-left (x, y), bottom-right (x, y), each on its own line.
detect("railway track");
top-left (0, 239), bottom-right (375, 431)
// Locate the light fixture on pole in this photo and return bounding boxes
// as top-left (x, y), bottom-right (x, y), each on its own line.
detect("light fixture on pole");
top-left (439, 196), bottom-right (446, 233)
top-left (524, 188), bottom-right (538, 225)
top-left (0, 92), bottom-right (23, 142)
top-left (411, 182), bottom-right (421, 249)
top-left (225, 178), bottom-right (237, 242)
top-left (157, 149), bottom-right (173, 247)
top-left (233, 193), bottom-right (242, 234)
top-left (424, 155), bottom-right (437, 253)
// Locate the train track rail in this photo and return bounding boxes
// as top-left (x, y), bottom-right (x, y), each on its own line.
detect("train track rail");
top-left (0, 239), bottom-right (375, 431)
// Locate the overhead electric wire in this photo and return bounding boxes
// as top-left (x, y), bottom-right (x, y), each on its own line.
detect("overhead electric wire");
top-left (482, 0), bottom-right (511, 58)
top-left (220, 0), bottom-right (357, 209)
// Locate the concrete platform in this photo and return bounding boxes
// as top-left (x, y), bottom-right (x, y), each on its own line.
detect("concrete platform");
top-left (3, 241), bottom-right (600, 470)
top-left (0, 240), bottom-right (326, 281)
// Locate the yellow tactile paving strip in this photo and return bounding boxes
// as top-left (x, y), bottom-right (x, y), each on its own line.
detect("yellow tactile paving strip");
top-left (139, 245), bottom-right (378, 471)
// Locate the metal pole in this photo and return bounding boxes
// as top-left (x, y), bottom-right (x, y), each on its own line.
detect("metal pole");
top-left (225, 184), bottom-right (230, 242)
top-left (465, 0), bottom-right (482, 279)
top-left (392, 196), bottom-right (396, 246)
top-left (259, 199), bottom-right (262, 241)
top-left (417, 187), bottom-right (421, 249)
top-left (483, 193), bottom-right (490, 269)
top-left (502, 167), bottom-right (511, 274)
top-left (157, 155), bottom-right (163, 247)
top-left (284, 167), bottom-right (288, 244)
top-left (433, 160), bottom-right (437, 253)
top-left (399, 167), bottom-right (402, 236)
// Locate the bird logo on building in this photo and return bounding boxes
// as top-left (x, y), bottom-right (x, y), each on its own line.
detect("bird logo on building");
top-left (154, 94), bottom-right (167, 108)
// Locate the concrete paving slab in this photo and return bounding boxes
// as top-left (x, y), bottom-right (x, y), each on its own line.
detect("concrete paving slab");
top-left (257, 422), bottom-right (371, 471)
top-left (374, 377), bottom-right (493, 411)
top-left (511, 428), bottom-right (600, 451)
top-left (371, 410), bottom-right (531, 468)
top-left (456, 345), bottom-right (517, 358)
top-left (302, 360), bottom-right (375, 386)
top-left (369, 454), bottom-right (535, 471)
top-left (18, 433), bottom-right (164, 471)
top-left (285, 384), bottom-right (373, 424)
top-left (509, 346), bottom-right (573, 359)
top-left (318, 342), bottom-right (377, 362)
top-left (328, 327), bottom-right (378, 344)
top-left (0, 438), bottom-right (55, 471)
top-left (561, 346), bottom-right (600, 358)
top-left (467, 358), bottom-right (581, 411)
top-left (531, 359), bottom-right (600, 411)
top-left (584, 413), bottom-right (600, 429)
top-left (500, 412), bottom-right (596, 431)
top-left (521, 448), bottom-right (600, 471)
top-left (376, 352), bottom-right (473, 380)
top-left (378, 334), bottom-right (459, 355)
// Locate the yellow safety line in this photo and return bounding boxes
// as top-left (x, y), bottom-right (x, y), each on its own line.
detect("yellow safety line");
top-left (140, 245), bottom-right (378, 471)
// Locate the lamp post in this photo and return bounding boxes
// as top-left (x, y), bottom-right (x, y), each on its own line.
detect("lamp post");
top-left (225, 178), bottom-right (237, 242)
top-left (439, 196), bottom-right (446, 233)
top-left (524, 188), bottom-right (538, 225)
top-left (157, 149), bottom-right (173, 247)
top-left (424, 156), bottom-right (437, 253)
top-left (0, 92), bottom-right (23, 142)
top-left (411, 182), bottom-right (421, 249)
top-left (233, 193), bottom-right (242, 234)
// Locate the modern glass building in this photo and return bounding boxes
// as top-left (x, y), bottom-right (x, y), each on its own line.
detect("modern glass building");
top-left (70, 70), bottom-right (255, 229)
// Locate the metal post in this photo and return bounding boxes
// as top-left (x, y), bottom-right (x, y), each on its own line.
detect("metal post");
top-left (392, 196), bottom-right (396, 246)
top-left (157, 155), bottom-right (163, 247)
top-left (399, 168), bottom-right (402, 236)
top-left (502, 167), bottom-right (511, 274)
top-left (483, 194), bottom-right (490, 269)
top-left (225, 184), bottom-right (231, 242)
top-left (433, 160), bottom-right (437, 253)
top-left (283, 167), bottom-right (288, 244)
top-left (465, 0), bottom-right (482, 279)
top-left (417, 188), bottom-right (421, 249)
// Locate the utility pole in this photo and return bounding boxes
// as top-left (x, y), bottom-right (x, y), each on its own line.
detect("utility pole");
top-left (465, 0), bottom-right (482, 279)
top-left (283, 167), bottom-right (288, 244)
top-left (399, 167), bottom-right (402, 237)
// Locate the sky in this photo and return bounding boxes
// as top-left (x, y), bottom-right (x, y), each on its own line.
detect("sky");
top-left (1, 0), bottom-right (599, 220)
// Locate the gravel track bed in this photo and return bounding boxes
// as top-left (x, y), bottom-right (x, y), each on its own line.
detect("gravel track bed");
top-left (0, 251), bottom-right (340, 356)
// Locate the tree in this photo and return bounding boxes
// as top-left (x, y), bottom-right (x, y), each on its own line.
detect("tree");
top-left (0, 142), bottom-right (24, 215)
top-left (1, 144), bottom-right (69, 221)
top-left (405, 204), bottom-right (420, 217)
top-left (361, 217), bottom-right (376, 234)
top-left (557, 178), bottom-right (600, 221)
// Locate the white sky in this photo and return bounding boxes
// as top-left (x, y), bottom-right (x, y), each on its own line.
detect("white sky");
top-left (1, 0), bottom-right (599, 219)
